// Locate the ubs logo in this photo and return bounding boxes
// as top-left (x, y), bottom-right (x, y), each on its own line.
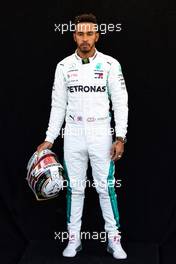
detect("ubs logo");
top-left (94, 72), bottom-right (103, 79)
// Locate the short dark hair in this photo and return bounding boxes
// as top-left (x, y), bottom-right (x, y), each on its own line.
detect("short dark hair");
top-left (74, 13), bottom-right (97, 25)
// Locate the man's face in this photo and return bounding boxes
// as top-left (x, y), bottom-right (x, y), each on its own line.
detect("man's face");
top-left (73, 22), bottom-right (99, 53)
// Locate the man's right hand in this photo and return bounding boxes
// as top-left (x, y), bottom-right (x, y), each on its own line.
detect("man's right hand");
top-left (37, 141), bottom-right (53, 153)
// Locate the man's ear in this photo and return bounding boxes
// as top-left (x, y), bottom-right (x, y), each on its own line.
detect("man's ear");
top-left (73, 32), bottom-right (76, 42)
top-left (95, 32), bottom-right (99, 42)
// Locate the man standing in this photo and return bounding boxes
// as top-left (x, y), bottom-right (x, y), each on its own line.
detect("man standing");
top-left (37, 13), bottom-right (128, 259)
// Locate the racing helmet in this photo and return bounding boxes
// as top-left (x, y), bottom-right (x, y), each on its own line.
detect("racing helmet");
top-left (26, 149), bottom-right (64, 201)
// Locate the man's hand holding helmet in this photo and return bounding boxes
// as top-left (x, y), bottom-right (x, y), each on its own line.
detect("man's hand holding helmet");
top-left (37, 141), bottom-right (53, 153)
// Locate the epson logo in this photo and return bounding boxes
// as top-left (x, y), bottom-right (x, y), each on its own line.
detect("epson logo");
top-left (68, 85), bottom-right (106, 93)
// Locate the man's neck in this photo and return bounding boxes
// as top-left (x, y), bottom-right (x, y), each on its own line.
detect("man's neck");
top-left (76, 47), bottom-right (96, 59)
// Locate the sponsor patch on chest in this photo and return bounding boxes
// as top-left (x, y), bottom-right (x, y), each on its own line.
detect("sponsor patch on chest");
top-left (67, 85), bottom-right (106, 92)
top-left (94, 72), bottom-right (104, 79)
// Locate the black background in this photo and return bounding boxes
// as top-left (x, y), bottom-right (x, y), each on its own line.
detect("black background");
top-left (1, 0), bottom-right (174, 263)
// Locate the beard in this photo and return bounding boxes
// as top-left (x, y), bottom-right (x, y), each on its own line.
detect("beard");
top-left (79, 43), bottom-right (92, 53)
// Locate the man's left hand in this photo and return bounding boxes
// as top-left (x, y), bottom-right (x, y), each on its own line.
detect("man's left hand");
top-left (110, 141), bottom-right (124, 161)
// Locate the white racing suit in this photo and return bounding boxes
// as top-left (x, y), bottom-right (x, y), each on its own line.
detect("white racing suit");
top-left (45, 50), bottom-right (128, 237)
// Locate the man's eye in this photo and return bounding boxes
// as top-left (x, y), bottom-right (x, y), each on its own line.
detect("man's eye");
top-left (87, 32), bottom-right (93, 36)
top-left (78, 32), bottom-right (83, 36)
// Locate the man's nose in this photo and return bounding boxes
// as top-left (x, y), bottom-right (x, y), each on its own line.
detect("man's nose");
top-left (82, 34), bottom-right (88, 41)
